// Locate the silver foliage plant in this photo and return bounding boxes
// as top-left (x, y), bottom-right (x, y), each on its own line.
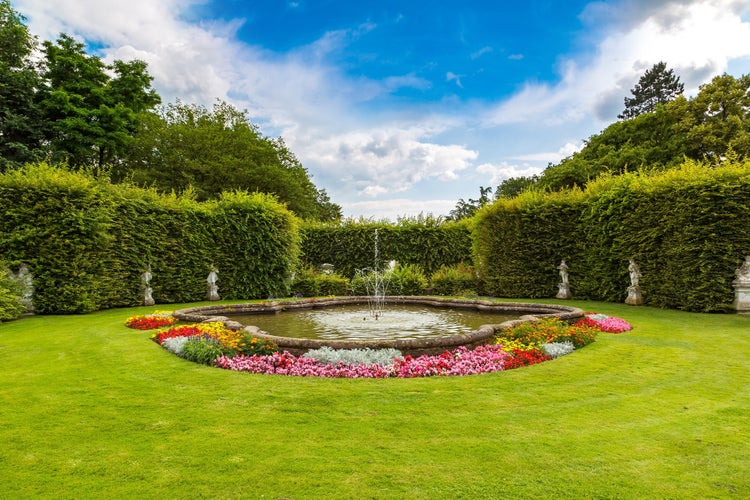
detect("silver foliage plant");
top-left (161, 336), bottom-right (192, 357)
top-left (543, 341), bottom-right (575, 359)
top-left (303, 346), bottom-right (403, 366)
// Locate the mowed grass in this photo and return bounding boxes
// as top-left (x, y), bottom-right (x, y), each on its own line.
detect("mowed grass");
top-left (1, 299), bottom-right (749, 499)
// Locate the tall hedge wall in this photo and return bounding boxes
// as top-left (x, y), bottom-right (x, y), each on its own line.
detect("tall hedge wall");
top-left (473, 189), bottom-right (586, 298)
top-left (474, 160), bottom-right (750, 312)
top-left (300, 219), bottom-right (473, 278)
top-left (0, 164), bottom-right (299, 313)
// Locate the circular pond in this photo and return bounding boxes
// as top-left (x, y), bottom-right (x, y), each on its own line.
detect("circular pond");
top-left (174, 296), bottom-right (585, 356)
top-left (228, 303), bottom-right (520, 341)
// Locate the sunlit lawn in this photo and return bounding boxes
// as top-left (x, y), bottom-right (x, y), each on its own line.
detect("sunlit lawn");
top-left (1, 299), bottom-right (748, 498)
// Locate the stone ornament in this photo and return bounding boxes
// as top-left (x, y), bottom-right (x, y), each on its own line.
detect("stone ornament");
top-left (556, 260), bottom-right (571, 299)
top-left (733, 255), bottom-right (750, 314)
top-left (207, 267), bottom-right (220, 301)
top-left (142, 267), bottom-right (155, 306)
top-left (625, 258), bottom-right (643, 306)
top-left (14, 263), bottom-right (35, 312)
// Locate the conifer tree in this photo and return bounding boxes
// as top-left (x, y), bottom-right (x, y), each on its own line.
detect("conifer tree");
top-left (618, 61), bottom-right (684, 120)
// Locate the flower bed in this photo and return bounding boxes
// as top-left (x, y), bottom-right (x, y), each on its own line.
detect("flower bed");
top-left (125, 312), bottom-right (178, 330)
top-left (135, 311), bottom-right (631, 378)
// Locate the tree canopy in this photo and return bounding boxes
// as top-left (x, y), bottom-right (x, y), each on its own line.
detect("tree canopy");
top-left (0, 0), bottom-right (44, 169)
top-left (0, 0), bottom-right (341, 221)
top-left (117, 100), bottom-right (341, 220)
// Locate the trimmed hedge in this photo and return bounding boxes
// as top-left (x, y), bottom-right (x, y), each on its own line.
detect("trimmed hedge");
top-left (473, 189), bottom-right (585, 298)
top-left (300, 219), bottom-right (473, 279)
top-left (0, 164), bottom-right (300, 313)
top-left (474, 160), bottom-right (750, 312)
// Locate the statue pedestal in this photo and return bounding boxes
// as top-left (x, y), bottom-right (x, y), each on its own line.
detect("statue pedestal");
top-left (625, 285), bottom-right (643, 306)
top-left (734, 281), bottom-right (750, 314)
top-left (556, 283), bottom-right (571, 299)
top-left (207, 285), bottom-right (220, 301)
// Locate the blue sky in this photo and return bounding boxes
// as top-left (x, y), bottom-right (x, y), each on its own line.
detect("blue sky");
top-left (15, 0), bottom-right (750, 219)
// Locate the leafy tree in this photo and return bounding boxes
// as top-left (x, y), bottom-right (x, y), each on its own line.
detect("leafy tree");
top-left (39, 34), bottom-right (160, 172)
top-left (618, 61), bottom-right (684, 120)
top-left (0, 0), bottom-right (44, 169)
top-left (494, 175), bottom-right (539, 199)
top-left (686, 73), bottom-right (750, 160)
top-left (448, 186), bottom-right (492, 220)
top-left (119, 100), bottom-right (341, 221)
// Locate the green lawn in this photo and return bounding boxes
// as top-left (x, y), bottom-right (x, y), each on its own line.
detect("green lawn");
top-left (1, 300), bottom-right (749, 498)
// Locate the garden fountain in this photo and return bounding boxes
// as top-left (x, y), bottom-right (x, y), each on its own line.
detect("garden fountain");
top-left (174, 227), bottom-right (585, 355)
top-left (353, 229), bottom-right (393, 320)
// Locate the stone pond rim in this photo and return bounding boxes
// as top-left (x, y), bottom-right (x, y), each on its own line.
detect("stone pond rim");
top-left (173, 296), bottom-right (586, 357)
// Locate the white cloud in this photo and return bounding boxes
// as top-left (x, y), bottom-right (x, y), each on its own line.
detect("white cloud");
top-left (484, 0), bottom-right (750, 127)
top-left (292, 125), bottom-right (478, 197)
top-left (476, 162), bottom-right (543, 185)
top-left (513, 142), bottom-right (583, 163)
top-left (471, 46), bottom-right (493, 60)
top-left (341, 198), bottom-right (458, 221)
top-left (446, 71), bottom-right (464, 88)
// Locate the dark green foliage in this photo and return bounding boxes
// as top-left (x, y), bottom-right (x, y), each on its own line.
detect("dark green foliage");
top-left (39, 34), bottom-right (160, 172)
top-left (430, 263), bottom-right (478, 296)
top-left (300, 218), bottom-right (473, 279)
top-left (388, 263), bottom-right (428, 295)
top-left (0, 164), bottom-right (299, 313)
top-left (0, 0), bottom-right (44, 169)
top-left (291, 266), bottom-right (350, 297)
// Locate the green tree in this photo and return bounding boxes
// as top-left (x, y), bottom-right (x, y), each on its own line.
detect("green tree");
top-left (40, 34), bottom-right (160, 172)
top-left (448, 186), bottom-right (492, 220)
top-left (494, 175), bottom-right (539, 199)
top-left (618, 61), bottom-right (684, 120)
top-left (686, 73), bottom-right (750, 160)
top-left (0, 0), bottom-right (44, 169)
top-left (120, 100), bottom-right (341, 221)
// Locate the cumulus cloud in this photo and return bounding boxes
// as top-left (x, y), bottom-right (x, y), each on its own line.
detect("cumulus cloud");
top-left (484, 0), bottom-right (750, 127)
top-left (293, 125), bottom-right (478, 197)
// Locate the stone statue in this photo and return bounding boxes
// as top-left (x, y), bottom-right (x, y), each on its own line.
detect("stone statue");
top-left (625, 259), bottom-right (643, 305)
top-left (142, 267), bottom-right (155, 306)
top-left (14, 264), bottom-right (35, 312)
top-left (558, 260), bottom-right (569, 285)
top-left (737, 256), bottom-right (750, 281)
top-left (628, 259), bottom-right (641, 287)
top-left (556, 260), bottom-right (571, 299)
top-left (733, 255), bottom-right (750, 314)
top-left (207, 267), bottom-right (220, 301)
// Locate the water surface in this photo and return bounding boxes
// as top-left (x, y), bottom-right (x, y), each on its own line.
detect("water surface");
top-left (229, 304), bottom-right (517, 341)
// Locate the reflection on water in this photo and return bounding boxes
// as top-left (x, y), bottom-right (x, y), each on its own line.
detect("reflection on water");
top-left (229, 304), bottom-right (517, 341)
